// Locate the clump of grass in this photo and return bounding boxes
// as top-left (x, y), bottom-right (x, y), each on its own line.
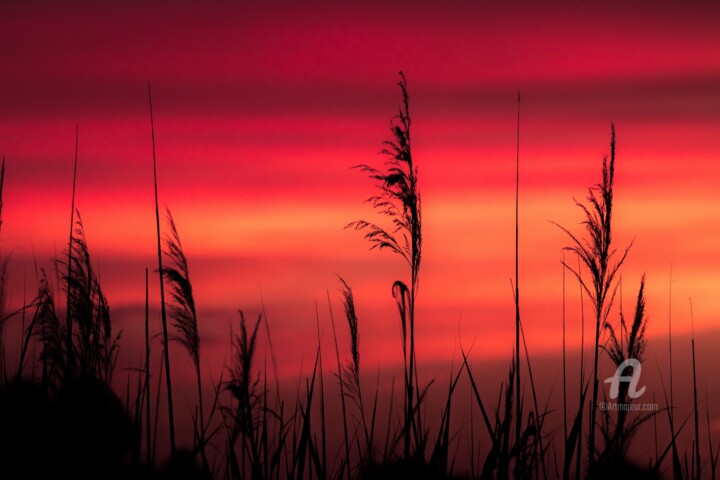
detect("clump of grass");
top-left (64, 212), bottom-right (120, 384)
top-left (224, 311), bottom-right (263, 480)
top-left (598, 275), bottom-right (653, 464)
top-left (347, 71), bottom-right (422, 462)
top-left (554, 123), bottom-right (632, 469)
top-left (33, 269), bottom-right (63, 390)
top-left (26, 208), bottom-right (120, 389)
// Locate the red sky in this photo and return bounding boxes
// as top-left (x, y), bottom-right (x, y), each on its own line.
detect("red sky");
top-left (1, 0), bottom-right (720, 458)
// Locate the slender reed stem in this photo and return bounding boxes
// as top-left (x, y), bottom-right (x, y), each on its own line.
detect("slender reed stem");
top-left (145, 267), bottom-right (152, 467)
top-left (148, 83), bottom-right (176, 457)
top-left (690, 299), bottom-right (700, 480)
top-left (65, 125), bottom-right (79, 379)
top-left (514, 91), bottom-right (522, 456)
top-left (315, 302), bottom-right (327, 478)
top-left (327, 290), bottom-right (351, 479)
top-left (562, 255), bottom-right (567, 443)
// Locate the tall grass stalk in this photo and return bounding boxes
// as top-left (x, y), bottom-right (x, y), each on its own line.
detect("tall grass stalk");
top-left (519, 310), bottom-right (548, 479)
top-left (706, 389), bottom-right (719, 480)
top-left (0, 156), bottom-right (6, 383)
top-left (314, 302), bottom-right (327, 477)
top-left (260, 289), bottom-right (281, 407)
top-left (514, 91), bottom-right (522, 462)
top-left (555, 124), bottom-right (631, 470)
top-left (690, 299), bottom-right (700, 480)
top-left (161, 208), bottom-right (209, 473)
top-left (153, 349), bottom-right (165, 464)
top-left (338, 276), bottom-right (373, 462)
top-left (295, 351), bottom-right (322, 480)
top-left (347, 71), bottom-right (422, 461)
top-left (383, 375), bottom-right (395, 460)
top-left (145, 267), bottom-right (152, 467)
top-left (575, 255), bottom-right (585, 480)
top-left (327, 289), bottom-right (352, 479)
top-left (562, 254), bottom-right (568, 452)
top-left (64, 126), bottom-right (78, 380)
top-left (148, 82), bottom-right (176, 457)
top-left (667, 266), bottom-right (681, 479)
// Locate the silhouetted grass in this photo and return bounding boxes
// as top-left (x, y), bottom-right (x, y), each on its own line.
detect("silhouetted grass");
top-left (690, 300), bottom-right (700, 480)
top-left (63, 212), bottom-right (120, 383)
top-left (0, 156), bottom-right (7, 383)
top-left (161, 208), bottom-right (211, 475)
top-left (327, 288), bottom-right (352, 479)
top-left (224, 311), bottom-right (263, 480)
top-left (148, 82), bottom-right (177, 457)
top-left (598, 276), bottom-right (653, 466)
top-left (554, 123), bottom-right (632, 470)
top-left (337, 276), bottom-right (375, 465)
top-left (706, 389), bottom-right (719, 480)
top-left (145, 267), bottom-right (152, 467)
top-left (64, 126), bottom-right (78, 381)
top-left (0, 75), bottom-right (716, 480)
top-left (347, 71), bottom-right (423, 462)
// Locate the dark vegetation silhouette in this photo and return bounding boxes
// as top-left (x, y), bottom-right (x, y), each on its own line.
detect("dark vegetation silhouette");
top-left (149, 83), bottom-right (178, 458)
top-left (0, 74), bottom-right (713, 480)
top-left (553, 124), bottom-right (633, 475)
top-left (346, 71), bottom-right (424, 468)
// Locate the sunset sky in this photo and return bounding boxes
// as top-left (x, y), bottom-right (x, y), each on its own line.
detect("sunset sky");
top-left (1, 2), bottom-right (720, 454)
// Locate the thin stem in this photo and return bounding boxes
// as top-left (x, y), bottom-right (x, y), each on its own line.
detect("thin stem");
top-left (315, 302), bottom-right (327, 478)
top-left (145, 267), bottom-right (152, 467)
top-left (148, 83), bottom-right (176, 457)
top-left (65, 124), bottom-right (79, 379)
top-left (691, 299), bottom-right (700, 480)
top-left (562, 254), bottom-right (568, 446)
top-left (327, 290), bottom-right (351, 480)
top-left (514, 91), bottom-right (522, 453)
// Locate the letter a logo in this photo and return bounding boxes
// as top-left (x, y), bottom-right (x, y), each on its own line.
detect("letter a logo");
top-left (604, 358), bottom-right (646, 400)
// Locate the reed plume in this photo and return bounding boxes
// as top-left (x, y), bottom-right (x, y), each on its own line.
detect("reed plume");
top-left (338, 277), bottom-right (360, 406)
top-left (599, 275), bottom-right (652, 462)
top-left (34, 269), bottom-right (63, 389)
top-left (161, 209), bottom-right (200, 367)
top-left (63, 211), bottom-right (120, 384)
top-left (160, 208), bottom-right (209, 472)
top-left (338, 276), bottom-right (373, 462)
top-left (225, 311), bottom-right (263, 480)
top-left (554, 123), bottom-right (631, 469)
top-left (347, 71), bottom-right (422, 461)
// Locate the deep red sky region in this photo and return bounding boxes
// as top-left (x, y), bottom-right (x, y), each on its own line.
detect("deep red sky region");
top-left (1, 0), bottom-right (720, 460)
